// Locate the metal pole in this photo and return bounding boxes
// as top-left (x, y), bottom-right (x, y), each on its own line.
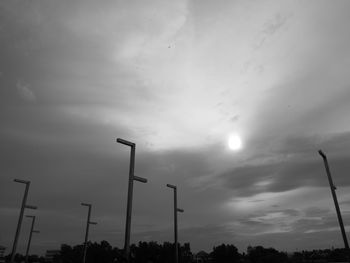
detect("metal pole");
top-left (82, 203), bottom-right (91, 263)
top-left (117, 138), bottom-right (147, 262)
top-left (25, 216), bottom-right (37, 263)
top-left (81, 203), bottom-right (97, 263)
top-left (167, 184), bottom-right (184, 263)
top-left (319, 150), bottom-right (349, 249)
top-left (174, 187), bottom-right (178, 263)
top-left (11, 179), bottom-right (37, 263)
top-left (125, 143), bottom-right (135, 262)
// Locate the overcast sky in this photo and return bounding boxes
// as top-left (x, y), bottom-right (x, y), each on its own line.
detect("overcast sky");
top-left (1, 0), bottom-right (350, 256)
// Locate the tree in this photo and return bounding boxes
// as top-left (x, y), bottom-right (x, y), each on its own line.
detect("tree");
top-left (211, 244), bottom-right (240, 263)
top-left (59, 241), bottom-right (118, 263)
top-left (328, 248), bottom-right (350, 262)
top-left (180, 243), bottom-right (192, 263)
top-left (247, 246), bottom-right (288, 263)
top-left (88, 240), bottom-right (114, 263)
top-left (60, 243), bottom-right (83, 263)
top-left (132, 241), bottom-right (161, 263)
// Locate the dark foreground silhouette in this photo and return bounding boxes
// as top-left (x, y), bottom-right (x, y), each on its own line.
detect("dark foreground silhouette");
top-left (5, 241), bottom-right (350, 263)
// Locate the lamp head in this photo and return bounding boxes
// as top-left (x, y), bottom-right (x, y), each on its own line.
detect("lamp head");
top-left (166, 184), bottom-right (176, 189)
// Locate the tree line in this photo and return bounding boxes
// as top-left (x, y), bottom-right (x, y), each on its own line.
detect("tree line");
top-left (5, 241), bottom-right (350, 263)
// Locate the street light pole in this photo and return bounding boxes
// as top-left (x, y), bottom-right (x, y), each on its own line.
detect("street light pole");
top-left (166, 184), bottom-right (184, 263)
top-left (117, 138), bottom-right (147, 262)
top-left (25, 215), bottom-right (39, 263)
top-left (11, 179), bottom-right (37, 263)
top-left (319, 150), bottom-right (349, 249)
top-left (81, 203), bottom-right (97, 263)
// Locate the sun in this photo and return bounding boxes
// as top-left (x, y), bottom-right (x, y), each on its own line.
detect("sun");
top-left (228, 134), bottom-right (242, 151)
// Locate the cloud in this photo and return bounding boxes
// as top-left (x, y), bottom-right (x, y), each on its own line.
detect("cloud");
top-left (16, 80), bottom-right (36, 102)
top-left (215, 132), bottom-right (350, 198)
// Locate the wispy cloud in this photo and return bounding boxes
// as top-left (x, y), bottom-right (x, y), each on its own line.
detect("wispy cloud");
top-left (16, 80), bottom-right (36, 102)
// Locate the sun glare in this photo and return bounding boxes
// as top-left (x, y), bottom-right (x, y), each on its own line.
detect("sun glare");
top-left (228, 134), bottom-right (242, 151)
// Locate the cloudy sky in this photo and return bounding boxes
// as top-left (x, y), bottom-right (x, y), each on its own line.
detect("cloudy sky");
top-left (1, 0), bottom-right (350, 256)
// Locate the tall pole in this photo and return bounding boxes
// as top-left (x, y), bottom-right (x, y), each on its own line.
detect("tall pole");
top-left (319, 150), bottom-right (349, 249)
top-left (11, 179), bottom-right (37, 263)
top-left (117, 138), bottom-right (147, 262)
top-left (81, 203), bottom-right (97, 263)
top-left (25, 215), bottom-right (39, 263)
top-left (166, 184), bottom-right (184, 263)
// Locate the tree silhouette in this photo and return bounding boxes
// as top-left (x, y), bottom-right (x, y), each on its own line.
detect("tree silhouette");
top-left (247, 245), bottom-right (288, 263)
top-left (211, 244), bottom-right (240, 263)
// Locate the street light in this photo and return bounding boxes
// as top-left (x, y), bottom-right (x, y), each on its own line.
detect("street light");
top-left (11, 179), bottom-right (37, 263)
top-left (81, 203), bottom-right (97, 263)
top-left (117, 138), bottom-right (148, 262)
top-left (319, 150), bottom-right (349, 249)
top-left (166, 184), bottom-right (184, 263)
top-left (25, 215), bottom-right (39, 263)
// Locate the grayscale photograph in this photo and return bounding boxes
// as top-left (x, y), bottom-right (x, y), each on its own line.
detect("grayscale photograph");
top-left (1, 1), bottom-right (350, 262)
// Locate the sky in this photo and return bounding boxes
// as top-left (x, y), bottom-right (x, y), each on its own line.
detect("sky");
top-left (1, 0), bottom-right (350, 256)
